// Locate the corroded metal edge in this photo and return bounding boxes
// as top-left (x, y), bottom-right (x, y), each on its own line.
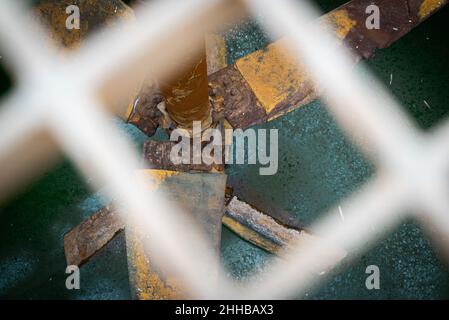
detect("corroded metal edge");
top-left (224, 197), bottom-right (347, 273)
top-left (63, 205), bottom-right (125, 266)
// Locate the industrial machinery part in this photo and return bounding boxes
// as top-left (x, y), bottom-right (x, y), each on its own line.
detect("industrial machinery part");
top-left (33, 0), bottom-right (448, 300)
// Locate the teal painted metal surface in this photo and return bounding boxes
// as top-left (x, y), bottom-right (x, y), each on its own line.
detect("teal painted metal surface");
top-left (1, 0), bottom-right (449, 299)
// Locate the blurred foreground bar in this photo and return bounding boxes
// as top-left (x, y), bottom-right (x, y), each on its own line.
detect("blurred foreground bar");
top-left (125, 170), bottom-right (226, 299)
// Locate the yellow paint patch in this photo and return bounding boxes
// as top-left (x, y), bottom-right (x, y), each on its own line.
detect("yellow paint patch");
top-left (419, 0), bottom-right (446, 19)
top-left (136, 169), bottom-right (179, 191)
top-left (128, 170), bottom-right (184, 299)
top-left (235, 9), bottom-right (355, 114)
top-left (236, 38), bottom-right (309, 113)
top-left (127, 232), bottom-right (184, 300)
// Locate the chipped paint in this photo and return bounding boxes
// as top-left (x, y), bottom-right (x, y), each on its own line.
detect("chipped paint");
top-left (236, 38), bottom-right (310, 114)
top-left (419, 0), bottom-right (446, 19)
top-left (126, 227), bottom-right (185, 300)
top-left (231, 9), bottom-right (356, 117)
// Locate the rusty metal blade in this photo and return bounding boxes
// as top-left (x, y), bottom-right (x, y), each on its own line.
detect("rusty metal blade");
top-left (209, 0), bottom-right (448, 129)
top-left (64, 205), bottom-right (125, 266)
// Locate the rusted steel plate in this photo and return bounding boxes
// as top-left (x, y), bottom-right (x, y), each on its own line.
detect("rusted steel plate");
top-left (64, 205), bottom-right (124, 266)
top-left (224, 197), bottom-right (347, 272)
top-left (209, 0), bottom-right (447, 129)
top-left (341, 0), bottom-right (448, 59)
top-left (125, 170), bottom-right (226, 300)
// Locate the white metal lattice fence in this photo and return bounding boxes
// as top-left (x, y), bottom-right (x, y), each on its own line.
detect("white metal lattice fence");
top-left (0, 0), bottom-right (448, 299)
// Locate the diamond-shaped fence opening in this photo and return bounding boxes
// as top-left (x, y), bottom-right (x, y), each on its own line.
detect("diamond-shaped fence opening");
top-left (0, 0), bottom-right (448, 299)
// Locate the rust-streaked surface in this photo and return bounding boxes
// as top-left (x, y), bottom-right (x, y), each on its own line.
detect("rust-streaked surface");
top-left (160, 43), bottom-right (212, 131)
top-left (64, 205), bottom-right (124, 266)
top-left (209, 66), bottom-right (267, 128)
top-left (209, 0), bottom-right (447, 129)
top-left (126, 170), bottom-right (226, 300)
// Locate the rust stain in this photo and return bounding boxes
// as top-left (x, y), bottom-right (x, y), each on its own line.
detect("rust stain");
top-left (210, 0), bottom-right (448, 128)
top-left (142, 140), bottom-right (224, 173)
top-left (209, 66), bottom-right (267, 129)
top-left (160, 44), bottom-right (212, 130)
top-left (125, 80), bottom-right (164, 136)
top-left (34, 0), bottom-right (139, 123)
top-left (419, 0), bottom-right (446, 19)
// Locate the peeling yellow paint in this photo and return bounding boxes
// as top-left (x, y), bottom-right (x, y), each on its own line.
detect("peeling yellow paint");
top-left (127, 170), bottom-right (224, 300)
top-left (127, 231), bottom-right (185, 300)
top-left (236, 38), bottom-right (309, 114)
top-left (128, 170), bottom-right (184, 299)
top-left (419, 0), bottom-right (446, 19)
top-left (235, 9), bottom-right (355, 114)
